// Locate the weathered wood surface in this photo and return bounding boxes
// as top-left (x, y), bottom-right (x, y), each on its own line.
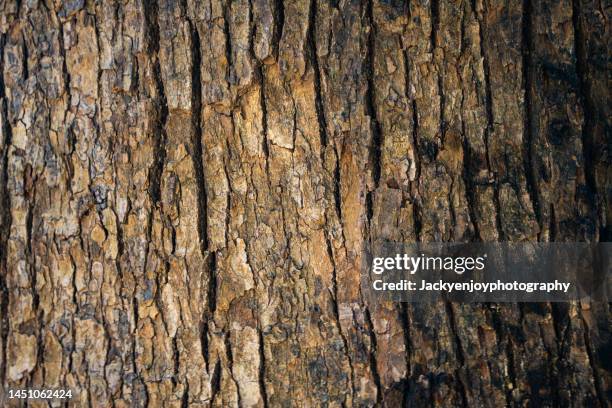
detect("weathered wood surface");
top-left (0, 0), bottom-right (609, 406)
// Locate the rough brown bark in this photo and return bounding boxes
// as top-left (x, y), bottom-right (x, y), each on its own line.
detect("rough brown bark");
top-left (0, 0), bottom-right (609, 407)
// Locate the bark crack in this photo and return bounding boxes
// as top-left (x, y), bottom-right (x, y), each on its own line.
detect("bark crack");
top-left (186, 15), bottom-right (214, 371)
top-left (0, 33), bottom-right (12, 386)
top-left (273, 0), bottom-right (285, 59)
top-left (475, 3), bottom-right (504, 241)
top-left (571, 0), bottom-right (600, 234)
top-left (145, 2), bottom-right (168, 206)
top-left (521, 0), bottom-right (543, 235)
top-left (258, 330), bottom-right (269, 407)
top-left (325, 228), bottom-right (354, 398)
top-left (307, 0), bottom-right (329, 158)
top-left (365, 0), bottom-right (383, 189)
top-left (445, 302), bottom-right (468, 407)
top-left (363, 307), bottom-right (383, 405)
top-left (578, 307), bottom-right (606, 407)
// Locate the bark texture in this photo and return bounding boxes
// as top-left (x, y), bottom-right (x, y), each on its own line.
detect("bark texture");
top-left (0, 0), bottom-right (609, 407)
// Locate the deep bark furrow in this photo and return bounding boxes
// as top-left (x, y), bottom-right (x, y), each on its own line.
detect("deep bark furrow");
top-left (444, 302), bottom-right (468, 407)
top-left (188, 18), bottom-right (214, 370)
top-left (365, 0), bottom-right (383, 189)
top-left (0, 33), bottom-right (11, 389)
top-left (145, 4), bottom-right (169, 206)
top-left (571, 0), bottom-right (600, 227)
top-left (521, 0), bottom-right (543, 232)
top-left (363, 308), bottom-right (383, 405)
top-left (475, 7), bottom-right (504, 241)
top-left (273, 0), bottom-right (285, 58)
top-left (579, 310), bottom-right (607, 407)
top-left (307, 0), bottom-right (328, 154)
top-left (257, 330), bottom-right (269, 408)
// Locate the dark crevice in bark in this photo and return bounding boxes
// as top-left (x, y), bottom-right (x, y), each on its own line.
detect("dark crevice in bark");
top-left (553, 305), bottom-right (575, 406)
top-left (325, 233), bottom-right (341, 324)
top-left (21, 32), bottom-right (28, 80)
top-left (411, 101), bottom-right (422, 241)
top-left (431, 0), bottom-right (445, 148)
top-left (172, 336), bottom-right (180, 387)
top-left (365, 0), bottom-right (382, 189)
top-left (578, 308), bottom-right (607, 407)
top-left (0, 33), bottom-right (12, 386)
top-left (400, 303), bottom-right (413, 407)
top-left (535, 304), bottom-right (563, 407)
top-left (223, 0), bottom-right (233, 84)
top-left (550, 302), bottom-right (570, 406)
top-left (505, 345), bottom-right (520, 405)
top-left (144, 1), bottom-right (168, 206)
top-left (411, 195), bottom-right (423, 243)
top-left (472, 4), bottom-right (493, 176)
top-left (366, 191), bottom-right (374, 227)
top-left (141, 12), bottom-right (168, 391)
top-left (207, 252), bottom-right (218, 322)
top-left (57, 22), bottom-right (72, 97)
top-left (257, 330), bottom-right (269, 407)
top-left (307, 0), bottom-right (329, 159)
top-left (333, 146), bottom-right (342, 220)
top-left (247, 0), bottom-right (255, 62)
top-left (186, 15), bottom-right (213, 370)
top-left (273, 0), bottom-right (285, 59)
top-left (445, 302), bottom-right (468, 407)
top-left (476, 5), bottom-right (504, 241)
top-left (68, 250), bottom-right (78, 375)
top-left (549, 204), bottom-right (557, 241)
top-left (363, 307), bottom-right (383, 405)
top-left (571, 0), bottom-right (599, 227)
top-left (148, 5), bottom-right (174, 383)
top-left (324, 229), bottom-right (354, 395)
top-left (492, 183), bottom-right (505, 241)
top-left (521, 0), bottom-right (542, 233)
top-left (181, 382), bottom-right (189, 408)
top-left (259, 66), bottom-right (270, 164)
top-left (430, 0), bottom-right (439, 53)
top-left (210, 359), bottom-right (221, 405)
top-left (480, 46), bottom-right (493, 163)
top-left (489, 305), bottom-right (516, 406)
top-left (461, 120), bottom-right (482, 241)
top-left (225, 333), bottom-right (242, 407)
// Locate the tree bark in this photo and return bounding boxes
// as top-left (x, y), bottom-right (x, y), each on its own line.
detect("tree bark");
top-left (0, 0), bottom-right (609, 407)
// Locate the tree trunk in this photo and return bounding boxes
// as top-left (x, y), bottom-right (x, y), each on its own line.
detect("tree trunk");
top-left (0, 0), bottom-right (609, 406)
